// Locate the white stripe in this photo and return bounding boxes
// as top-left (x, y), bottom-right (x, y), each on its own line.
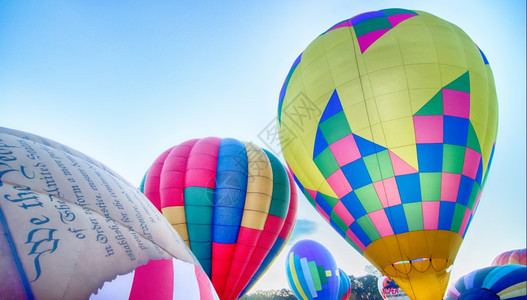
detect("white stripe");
top-left (89, 270), bottom-right (134, 300)
top-left (173, 259), bottom-right (201, 300)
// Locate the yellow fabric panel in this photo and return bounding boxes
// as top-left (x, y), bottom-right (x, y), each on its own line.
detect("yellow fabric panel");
top-left (368, 66), bottom-right (408, 97)
top-left (439, 65), bottom-right (468, 88)
top-left (497, 282), bottom-right (527, 298)
top-left (376, 90), bottom-right (412, 122)
top-left (344, 101), bottom-right (372, 133)
top-left (241, 210), bottom-right (269, 231)
top-left (409, 88), bottom-right (441, 115)
top-left (363, 231), bottom-right (462, 300)
top-left (361, 34), bottom-right (403, 73)
top-left (283, 133), bottom-right (337, 197)
top-left (382, 117), bottom-right (416, 148)
top-left (246, 177), bottom-right (274, 194)
top-left (370, 123), bottom-right (387, 146)
top-left (365, 96), bottom-right (382, 125)
top-left (328, 47), bottom-right (360, 87)
top-left (244, 193), bottom-right (272, 212)
top-left (302, 55), bottom-right (335, 102)
top-left (161, 206), bottom-right (189, 244)
top-left (396, 23), bottom-right (438, 65)
top-left (336, 78), bottom-right (367, 107)
top-left (162, 206), bottom-right (187, 225)
top-left (405, 64), bottom-right (442, 90)
top-left (389, 145), bottom-right (418, 171)
top-left (242, 143), bottom-right (272, 230)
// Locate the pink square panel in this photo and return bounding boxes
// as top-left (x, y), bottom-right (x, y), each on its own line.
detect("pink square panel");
top-left (329, 135), bottom-right (361, 166)
top-left (413, 115), bottom-right (443, 143)
top-left (443, 89), bottom-right (470, 119)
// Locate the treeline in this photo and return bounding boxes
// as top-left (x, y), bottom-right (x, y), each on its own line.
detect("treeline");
top-left (244, 275), bottom-right (383, 300)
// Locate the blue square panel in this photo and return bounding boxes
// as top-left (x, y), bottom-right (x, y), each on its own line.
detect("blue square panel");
top-left (342, 158), bottom-right (372, 190)
top-left (417, 143), bottom-right (443, 172)
top-left (444, 116), bottom-right (469, 146)
top-left (395, 173), bottom-right (422, 203)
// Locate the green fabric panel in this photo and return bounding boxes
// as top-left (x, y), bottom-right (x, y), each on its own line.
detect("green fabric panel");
top-left (467, 182), bottom-right (481, 211)
top-left (319, 111), bottom-right (352, 144)
top-left (419, 172), bottom-right (442, 201)
top-left (377, 150), bottom-right (394, 179)
top-left (403, 203), bottom-right (424, 231)
top-left (444, 71), bottom-right (470, 93)
top-left (186, 223), bottom-right (212, 242)
top-left (450, 203), bottom-right (467, 233)
top-left (330, 210), bottom-right (348, 234)
top-left (185, 205), bottom-right (213, 225)
top-left (466, 122), bottom-right (482, 153)
top-left (189, 241), bottom-right (211, 259)
top-left (304, 190), bottom-right (316, 206)
top-left (317, 265), bottom-right (328, 285)
top-left (345, 236), bottom-right (363, 254)
top-left (357, 215), bottom-right (381, 241)
top-left (308, 261), bottom-right (322, 291)
top-left (442, 144), bottom-right (465, 174)
top-left (321, 193), bottom-right (339, 208)
top-left (382, 8), bottom-right (417, 16)
top-left (265, 149), bottom-right (290, 218)
top-left (363, 153), bottom-right (381, 182)
top-left (355, 184), bottom-right (382, 213)
top-left (313, 147), bottom-right (340, 178)
top-left (185, 187), bottom-right (214, 206)
top-left (353, 17), bottom-right (392, 37)
top-left (414, 91), bottom-right (443, 116)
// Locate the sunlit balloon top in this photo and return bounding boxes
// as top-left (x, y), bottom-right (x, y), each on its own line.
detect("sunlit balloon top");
top-left (492, 248), bottom-right (527, 266)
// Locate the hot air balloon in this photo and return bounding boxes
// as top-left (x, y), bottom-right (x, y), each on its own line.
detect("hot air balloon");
top-left (277, 8), bottom-right (498, 300)
top-left (377, 276), bottom-right (410, 300)
top-left (286, 239), bottom-right (340, 300)
top-left (91, 258), bottom-right (219, 300)
top-left (445, 265), bottom-right (527, 300)
top-left (0, 127), bottom-right (203, 299)
top-left (493, 249), bottom-right (527, 266)
top-left (338, 269), bottom-right (351, 300)
top-left (142, 137), bottom-right (297, 299)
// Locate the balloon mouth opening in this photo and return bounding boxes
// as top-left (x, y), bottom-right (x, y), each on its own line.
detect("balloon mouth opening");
top-left (385, 257), bottom-right (453, 276)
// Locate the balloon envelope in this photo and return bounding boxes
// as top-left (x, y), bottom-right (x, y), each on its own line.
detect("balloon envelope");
top-left (142, 137), bottom-right (297, 299)
top-left (492, 249), bottom-right (527, 266)
top-left (444, 265), bottom-right (527, 300)
top-left (0, 127), bottom-right (201, 299)
top-left (286, 239), bottom-right (340, 300)
top-left (278, 8), bottom-right (498, 300)
top-left (338, 269), bottom-right (351, 300)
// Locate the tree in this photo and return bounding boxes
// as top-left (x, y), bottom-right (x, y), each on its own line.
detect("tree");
top-left (348, 274), bottom-right (383, 300)
top-left (243, 288), bottom-right (297, 300)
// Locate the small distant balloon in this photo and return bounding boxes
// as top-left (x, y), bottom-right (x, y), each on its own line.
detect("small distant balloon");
top-left (377, 276), bottom-right (410, 300)
top-left (492, 248), bottom-right (526, 266)
top-left (285, 239), bottom-right (340, 300)
top-left (445, 265), bottom-right (527, 300)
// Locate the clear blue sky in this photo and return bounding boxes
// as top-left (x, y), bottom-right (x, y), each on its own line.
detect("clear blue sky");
top-left (1, 0), bottom-right (525, 295)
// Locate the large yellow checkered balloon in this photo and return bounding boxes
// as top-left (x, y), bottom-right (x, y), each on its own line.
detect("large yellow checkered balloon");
top-left (278, 9), bottom-right (498, 300)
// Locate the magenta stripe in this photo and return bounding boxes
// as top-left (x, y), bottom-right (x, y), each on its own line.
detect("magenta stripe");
top-left (185, 137), bottom-right (221, 188)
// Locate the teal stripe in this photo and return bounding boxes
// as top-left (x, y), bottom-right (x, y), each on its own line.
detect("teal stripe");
top-left (264, 149), bottom-right (290, 218)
